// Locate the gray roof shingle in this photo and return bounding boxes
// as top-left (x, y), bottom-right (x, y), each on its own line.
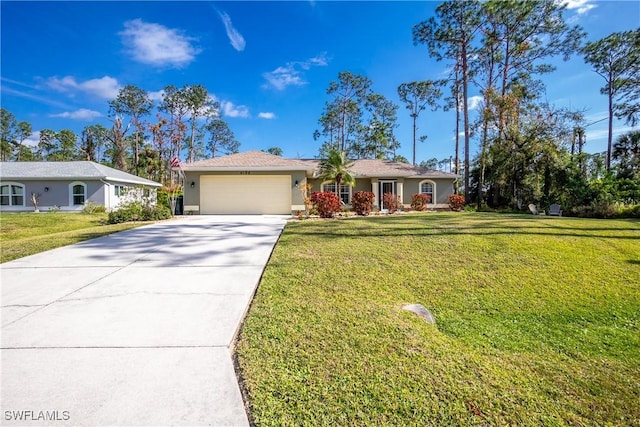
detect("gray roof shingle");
top-left (0, 161), bottom-right (162, 186)
top-left (182, 150), bottom-right (314, 170)
top-left (180, 151), bottom-right (459, 179)
top-left (301, 159), bottom-right (459, 179)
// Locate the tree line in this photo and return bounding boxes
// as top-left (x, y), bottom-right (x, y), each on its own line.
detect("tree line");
top-left (312, 0), bottom-right (639, 214)
top-left (1, 0), bottom-right (638, 214)
top-left (0, 84), bottom-right (240, 185)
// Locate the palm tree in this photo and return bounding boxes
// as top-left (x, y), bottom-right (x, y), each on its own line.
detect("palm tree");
top-left (318, 148), bottom-right (355, 201)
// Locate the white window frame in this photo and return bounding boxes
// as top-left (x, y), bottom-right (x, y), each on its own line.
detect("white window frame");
top-left (114, 185), bottom-right (128, 197)
top-left (69, 181), bottom-right (87, 206)
top-left (0, 182), bottom-right (25, 207)
top-left (418, 180), bottom-right (436, 205)
top-left (321, 181), bottom-right (352, 205)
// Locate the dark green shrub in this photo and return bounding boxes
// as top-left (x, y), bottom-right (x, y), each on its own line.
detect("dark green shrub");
top-left (156, 190), bottom-right (171, 211)
top-left (621, 204), bottom-right (640, 218)
top-left (571, 202), bottom-right (640, 219)
top-left (108, 209), bottom-right (135, 224)
top-left (108, 200), bottom-right (170, 224)
top-left (141, 205), bottom-right (172, 221)
top-left (410, 193), bottom-right (431, 211)
top-left (352, 191), bottom-right (375, 216)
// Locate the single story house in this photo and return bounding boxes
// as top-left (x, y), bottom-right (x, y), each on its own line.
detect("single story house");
top-left (178, 151), bottom-right (459, 215)
top-left (0, 161), bottom-right (162, 212)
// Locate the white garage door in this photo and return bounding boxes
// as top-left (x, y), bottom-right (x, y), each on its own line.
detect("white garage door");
top-left (200, 175), bottom-right (291, 214)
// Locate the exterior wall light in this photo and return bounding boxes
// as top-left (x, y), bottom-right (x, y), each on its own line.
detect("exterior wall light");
top-left (190, 181), bottom-right (195, 188)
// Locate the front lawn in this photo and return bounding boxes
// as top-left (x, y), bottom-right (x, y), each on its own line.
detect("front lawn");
top-left (236, 213), bottom-right (640, 426)
top-left (0, 212), bottom-right (151, 263)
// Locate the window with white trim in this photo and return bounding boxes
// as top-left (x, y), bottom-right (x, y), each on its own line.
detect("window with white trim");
top-left (114, 185), bottom-right (127, 196)
top-left (419, 180), bottom-right (435, 204)
top-left (70, 182), bottom-right (87, 205)
top-left (0, 183), bottom-right (25, 206)
top-left (321, 182), bottom-right (351, 204)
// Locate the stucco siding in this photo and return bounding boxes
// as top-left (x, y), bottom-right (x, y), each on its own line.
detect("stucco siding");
top-left (403, 178), bottom-right (455, 205)
top-left (308, 178), bottom-right (372, 194)
top-left (307, 177), bottom-right (455, 207)
top-left (184, 170), bottom-right (306, 214)
top-left (353, 179), bottom-right (373, 194)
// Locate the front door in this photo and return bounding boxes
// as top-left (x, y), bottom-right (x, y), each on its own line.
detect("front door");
top-left (379, 180), bottom-right (396, 210)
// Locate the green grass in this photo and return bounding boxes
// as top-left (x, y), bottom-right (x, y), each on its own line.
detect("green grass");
top-left (0, 212), bottom-right (151, 263)
top-left (236, 213), bottom-right (640, 426)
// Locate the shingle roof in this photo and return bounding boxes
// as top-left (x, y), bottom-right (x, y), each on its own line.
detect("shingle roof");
top-left (182, 150), bottom-right (314, 170)
top-left (179, 151), bottom-right (458, 179)
top-left (351, 159), bottom-right (458, 178)
top-left (0, 161), bottom-right (162, 186)
top-left (301, 159), bottom-right (459, 179)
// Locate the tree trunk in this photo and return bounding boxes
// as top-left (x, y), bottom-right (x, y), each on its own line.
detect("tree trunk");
top-left (455, 64), bottom-right (460, 182)
top-left (340, 113), bottom-right (344, 152)
top-left (477, 115), bottom-right (489, 210)
top-left (454, 65), bottom-right (460, 195)
top-left (462, 45), bottom-right (471, 203)
top-left (498, 37), bottom-right (511, 140)
top-left (607, 78), bottom-right (613, 171)
top-left (412, 113), bottom-right (417, 165)
top-left (190, 120), bottom-right (196, 163)
top-left (134, 135), bottom-right (139, 175)
top-left (133, 117), bottom-right (140, 176)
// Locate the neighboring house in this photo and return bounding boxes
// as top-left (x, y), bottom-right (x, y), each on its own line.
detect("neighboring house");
top-left (179, 151), bottom-right (459, 215)
top-left (0, 161), bottom-right (162, 212)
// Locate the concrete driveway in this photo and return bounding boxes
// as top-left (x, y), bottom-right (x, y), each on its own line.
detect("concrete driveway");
top-left (1, 215), bottom-right (288, 426)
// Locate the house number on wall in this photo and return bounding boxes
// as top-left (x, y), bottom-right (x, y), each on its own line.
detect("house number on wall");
top-left (240, 171), bottom-right (251, 175)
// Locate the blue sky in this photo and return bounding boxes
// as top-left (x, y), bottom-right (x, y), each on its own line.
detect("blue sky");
top-left (1, 0), bottom-right (639, 164)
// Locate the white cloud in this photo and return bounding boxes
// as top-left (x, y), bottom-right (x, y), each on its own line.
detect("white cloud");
top-left (561, 0), bottom-right (596, 15)
top-left (1, 85), bottom-right (71, 109)
top-left (584, 111), bottom-right (608, 124)
top-left (305, 52), bottom-right (329, 68)
top-left (50, 108), bottom-right (102, 121)
top-left (258, 112), bottom-right (276, 119)
top-left (79, 77), bottom-right (121, 99)
top-left (221, 101), bottom-right (249, 118)
top-left (262, 53), bottom-right (329, 91)
top-left (120, 19), bottom-right (200, 68)
top-left (148, 90), bottom-right (165, 102)
top-left (23, 131), bottom-right (40, 147)
top-left (263, 65), bottom-right (306, 90)
top-left (586, 125), bottom-right (635, 143)
top-left (47, 76), bottom-right (121, 99)
top-left (468, 95), bottom-right (483, 111)
top-left (47, 76), bottom-right (79, 92)
top-left (218, 11), bottom-right (246, 51)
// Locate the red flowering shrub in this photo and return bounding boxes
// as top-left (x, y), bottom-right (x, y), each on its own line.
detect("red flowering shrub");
top-left (310, 191), bottom-right (341, 218)
top-left (382, 192), bottom-right (400, 213)
top-left (448, 194), bottom-right (465, 211)
top-left (352, 191), bottom-right (375, 216)
top-left (410, 193), bottom-right (431, 211)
